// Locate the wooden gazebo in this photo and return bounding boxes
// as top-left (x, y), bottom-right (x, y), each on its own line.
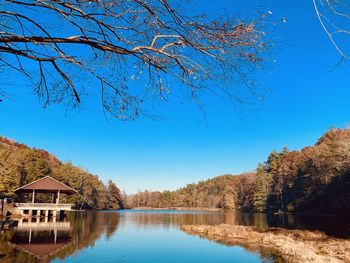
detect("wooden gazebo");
top-left (14, 176), bottom-right (78, 218)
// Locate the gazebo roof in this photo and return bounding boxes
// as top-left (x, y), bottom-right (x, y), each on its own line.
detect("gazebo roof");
top-left (14, 176), bottom-right (78, 195)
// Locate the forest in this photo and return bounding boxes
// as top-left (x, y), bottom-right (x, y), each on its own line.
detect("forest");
top-left (0, 137), bottom-right (123, 210)
top-left (2, 127), bottom-right (350, 215)
top-left (128, 128), bottom-right (350, 215)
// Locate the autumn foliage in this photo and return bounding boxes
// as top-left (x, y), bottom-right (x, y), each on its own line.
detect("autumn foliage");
top-left (0, 137), bottom-right (123, 210)
top-left (130, 128), bottom-right (350, 215)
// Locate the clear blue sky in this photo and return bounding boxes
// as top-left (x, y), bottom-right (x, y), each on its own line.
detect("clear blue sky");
top-left (1, 0), bottom-right (350, 194)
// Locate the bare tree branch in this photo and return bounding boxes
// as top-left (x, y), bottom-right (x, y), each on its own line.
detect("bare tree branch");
top-left (313, 0), bottom-right (350, 60)
top-left (0, 0), bottom-right (270, 120)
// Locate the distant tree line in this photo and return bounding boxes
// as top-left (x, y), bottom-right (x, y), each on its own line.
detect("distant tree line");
top-left (0, 137), bottom-right (123, 210)
top-left (128, 128), bottom-right (350, 215)
top-left (125, 174), bottom-right (243, 209)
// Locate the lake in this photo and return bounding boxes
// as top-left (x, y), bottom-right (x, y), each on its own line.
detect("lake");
top-left (1, 210), bottom-right (349, 262)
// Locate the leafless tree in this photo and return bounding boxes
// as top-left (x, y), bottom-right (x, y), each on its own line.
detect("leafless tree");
top-left (0, 0), bottom-right (268, 119)
top-left (313, 0), bottom-right (350, 60)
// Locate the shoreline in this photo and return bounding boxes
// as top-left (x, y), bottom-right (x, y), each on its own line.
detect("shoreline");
top-left (181, 224), bottom-right (350, 263)
top-left (130, 208), bottom-right (350, 217)
top-left (131, 207), bottom-right (222, 211)
top-left (130, 206), bottom-right (224, 212)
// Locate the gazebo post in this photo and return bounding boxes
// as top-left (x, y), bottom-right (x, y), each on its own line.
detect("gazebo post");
top-left (28, 228), bottom-right (32, 244)
top-left (57, 190), bottom-right (60, 204)
top-left (32, 189), bottom-right (35, 203)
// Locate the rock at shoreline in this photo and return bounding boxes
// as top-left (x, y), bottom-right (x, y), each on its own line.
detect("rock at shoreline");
top-left (181, 224), bottom-right (350, 263)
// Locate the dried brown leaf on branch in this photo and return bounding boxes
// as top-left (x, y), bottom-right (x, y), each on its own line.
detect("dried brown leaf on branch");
top-left (0, 0), bottom-right (270, 120)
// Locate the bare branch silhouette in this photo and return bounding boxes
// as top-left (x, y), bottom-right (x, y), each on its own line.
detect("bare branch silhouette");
top-left (313, 0), bottom-right (350, 60)
top-left (0, 0), bottom-right (269, 119)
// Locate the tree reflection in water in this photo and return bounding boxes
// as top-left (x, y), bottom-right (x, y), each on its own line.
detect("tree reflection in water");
top-left (0, 211), bottom-right (349, 262)
top-left (117, 210), bottom-right (350, 238)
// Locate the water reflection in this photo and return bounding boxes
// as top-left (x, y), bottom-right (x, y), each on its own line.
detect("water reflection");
top-left (0, 212), bottom-right (120, 262)
top-left (0, 211), bottom-right (349, 262)
top-left (10, 225), bottom-right (71, 262)
top-left (118, 210), bottom-right (350, 237)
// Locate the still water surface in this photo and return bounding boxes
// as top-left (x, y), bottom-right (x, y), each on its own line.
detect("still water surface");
top-left (1, 210), bottom-right (349, 262)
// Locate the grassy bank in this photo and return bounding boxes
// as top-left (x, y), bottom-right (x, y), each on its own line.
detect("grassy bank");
top-left (181, 224), bottom-right (350, 263)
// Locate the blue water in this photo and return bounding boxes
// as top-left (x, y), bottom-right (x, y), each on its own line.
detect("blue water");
top-left (57, 222), bottom-right (260, 263)
top-left (49, 210), bottom-right (263, 263)
top-left (3, 210), bottom-right (349, 262)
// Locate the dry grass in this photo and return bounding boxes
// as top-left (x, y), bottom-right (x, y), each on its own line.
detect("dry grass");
top-left (181, 224), bottom-right (350, 263)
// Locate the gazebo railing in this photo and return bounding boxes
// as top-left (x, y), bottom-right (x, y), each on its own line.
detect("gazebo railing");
top-left (16, 203), bottom-right (74, 210)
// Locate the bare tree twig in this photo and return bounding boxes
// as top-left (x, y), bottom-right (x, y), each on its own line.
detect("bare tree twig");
top-left (0, 0), bottom-right (269, 119)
